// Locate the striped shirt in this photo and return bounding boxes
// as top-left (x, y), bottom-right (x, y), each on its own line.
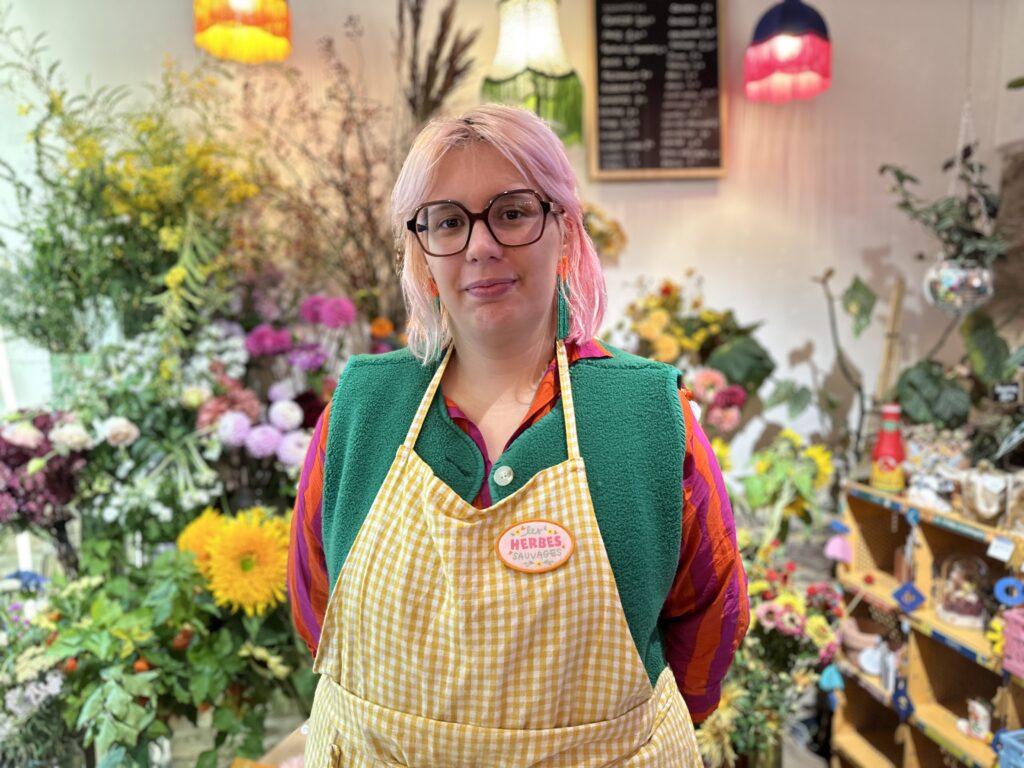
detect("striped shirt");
top-left (288, 339), bottom-right (748, 724)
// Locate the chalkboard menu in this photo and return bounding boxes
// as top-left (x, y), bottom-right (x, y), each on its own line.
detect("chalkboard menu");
top-left (587, 0), bottom-right (726, 180)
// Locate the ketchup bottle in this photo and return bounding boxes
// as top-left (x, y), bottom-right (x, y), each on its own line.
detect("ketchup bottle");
top-left (870, 403), bottom-right (906, 493)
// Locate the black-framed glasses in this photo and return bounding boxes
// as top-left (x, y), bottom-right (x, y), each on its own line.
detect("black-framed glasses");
top-left (406, 189), bottom-right (562, 257)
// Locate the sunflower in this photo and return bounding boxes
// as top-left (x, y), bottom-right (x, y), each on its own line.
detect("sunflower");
top-left (803, 444), bottom-right (835, 489)
top-left (177, 507), bottom-right (226, 577)
top-left (778, 428), bottom-right (804, 447)
top-left (206, 507), bottom-right (289, 617)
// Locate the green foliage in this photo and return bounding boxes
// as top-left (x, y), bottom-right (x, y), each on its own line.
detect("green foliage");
top-left (739, 431), bottom-right (834, 547)
top-left (960, 311), bottom-right (1010, 386)
top-left (0, 13), bottom-right (256, 352)
top-left (896, 360), bottom-right (971, 428)
top-left (841, 276), bottom-right (876, 337)
top-left (706, 335), bottom-right (776, 393)
top-left (763, 379), bottom-right (814, 419)
top-left (879, 146), bottom-right (1007, 266)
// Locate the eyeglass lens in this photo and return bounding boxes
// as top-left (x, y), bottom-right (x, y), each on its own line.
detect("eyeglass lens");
top-left (414, 191), bottom-right (547, 256)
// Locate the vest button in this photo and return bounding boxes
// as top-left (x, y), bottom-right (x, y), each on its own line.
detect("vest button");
top-left (493, 465), bottom-right (514, 486)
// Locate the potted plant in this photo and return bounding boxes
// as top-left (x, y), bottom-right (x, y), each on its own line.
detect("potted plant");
top-left (880, 144), bottom-right (1008, 315)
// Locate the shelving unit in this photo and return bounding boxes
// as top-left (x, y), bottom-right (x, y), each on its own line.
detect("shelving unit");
top-left (832, 481), bottom-right (1024, 768)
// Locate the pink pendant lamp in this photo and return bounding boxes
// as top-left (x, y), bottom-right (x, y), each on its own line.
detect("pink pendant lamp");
top-left (744, 0), bottom-right (831, 103)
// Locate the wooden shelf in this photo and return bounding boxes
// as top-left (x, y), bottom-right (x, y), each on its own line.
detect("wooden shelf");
top-left (911, 702), bottom-right (996, 768)
top-left (836, 653), bottom-right (892, 708)
top-left (832, 729), bottom-right (901, 768)
top-left (846, 481), bottom-right (1022, 557)
top-left (834, 485), bottom-right (1023, 768)
top-left (839, 568), bottom-right (1002, 673)
top-left (838, 570), bottom-right (901, 612)
top-left (912, 606), bottom-right (999, 672)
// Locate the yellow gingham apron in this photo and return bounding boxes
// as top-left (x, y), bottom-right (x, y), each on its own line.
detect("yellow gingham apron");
top-left (305, 341), bottom-right (701, 767)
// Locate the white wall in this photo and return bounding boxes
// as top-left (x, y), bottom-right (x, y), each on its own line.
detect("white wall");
top-left (2, 1), bottom-right (1020, 456)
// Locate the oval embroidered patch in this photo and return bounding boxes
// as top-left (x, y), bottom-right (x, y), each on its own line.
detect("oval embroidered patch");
top-left (496, 519), bottom-right (574, 573)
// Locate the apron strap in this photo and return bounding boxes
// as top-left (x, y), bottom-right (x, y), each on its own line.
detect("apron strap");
top-left (402, 341), bottom-right (581, 462)
top-left (403, 345), bottom-right (454, 448)
top-left (555, 340), bottom-right (581, 462)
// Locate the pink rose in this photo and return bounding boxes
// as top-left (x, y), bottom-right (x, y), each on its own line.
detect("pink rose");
top-left (707, 405), bottom-right (741, 432)
top-left (688, 368), bottom-right (726, 403)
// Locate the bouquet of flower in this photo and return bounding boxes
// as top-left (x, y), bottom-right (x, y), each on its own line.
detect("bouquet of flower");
top-left (610, 275), bottom-right (775, 435)
top-left (697, 535), bottom-right (842, 768)
top-left (1, 505), bottom-right (310, 766)
top-left (0, 17), bottom-right (260, 352)
top-left (582, 201), bottom-right (627, 264)
top-left (0, 570), bottom-right (80, 768)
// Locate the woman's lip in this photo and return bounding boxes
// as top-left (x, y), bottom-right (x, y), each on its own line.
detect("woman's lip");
top-left (464, 279), bottom-right (516, 298)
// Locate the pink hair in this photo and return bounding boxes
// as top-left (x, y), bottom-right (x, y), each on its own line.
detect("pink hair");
top-left (392, 104), bottom-right (606, 363)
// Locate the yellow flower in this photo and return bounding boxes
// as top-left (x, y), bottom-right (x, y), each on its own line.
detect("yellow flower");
top-left (987, 617), bottom-right (1005, 656)
top-left (16, 103), bottom-right (31, 117)
top-left (159, 226), bottom-right (184, 254)
top-left (773, 592), bottom-right (806, 616)
top-left (755, 458), bottom-right (771, 475)
top-left (159, 356), bottom-right (179, 382)
top-left (206, 507), bottom-right (290, 617)
top-left (164, 266), bottom-right (188, 291)
top-left (779, 428), bottom-right (804, 447)
top-left (736, 528), bottom-right (752, 551)
top-left (177, 507), bottom-right (227, 576)
top-left (747, 579), bottom-right (771, 596)
top-left (652, 334), bottom-right (680, 363)
top-left (635, 308), bottom-right (670, 341)
top-left (134, 116), bottom-right (157, 134)
top-left (803, 444), bottom-right (834, 489)
top-left (710, 437), bottom-right (731, 472)
top-left (805, 615), bottom-right (834, 648)
top-left (784, 498), bottom-right (808, 519)
top-left (370, 317), bottom-right (395, 338)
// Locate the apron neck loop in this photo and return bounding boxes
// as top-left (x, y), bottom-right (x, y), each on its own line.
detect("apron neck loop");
top-left (555, 340), bottom-right (581, 461)
top-left (404, 345), bottom-right (453, 448)
top-left (402, 341), bottom-right (582, 462)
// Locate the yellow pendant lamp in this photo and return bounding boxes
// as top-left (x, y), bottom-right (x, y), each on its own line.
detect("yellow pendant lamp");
top-left (194, 0), bottom-right (292, 64)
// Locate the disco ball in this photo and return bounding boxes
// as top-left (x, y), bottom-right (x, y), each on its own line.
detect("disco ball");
top-left (923, 258), bottom-right (995, 316)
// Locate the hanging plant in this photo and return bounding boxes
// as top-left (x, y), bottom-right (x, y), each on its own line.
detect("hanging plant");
top-left (879, 144), bottom-right (1007, 268)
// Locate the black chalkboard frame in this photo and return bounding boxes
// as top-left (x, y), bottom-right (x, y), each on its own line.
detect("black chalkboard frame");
top-left (586, 0), bottom-right (728, 181)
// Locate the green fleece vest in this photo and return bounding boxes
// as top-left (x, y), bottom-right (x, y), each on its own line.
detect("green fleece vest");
top-left (321, 344), bottom-right (685, 685)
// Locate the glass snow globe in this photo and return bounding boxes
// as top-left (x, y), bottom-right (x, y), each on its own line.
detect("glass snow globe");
top-left (935, 554), bottom-right (988, 629)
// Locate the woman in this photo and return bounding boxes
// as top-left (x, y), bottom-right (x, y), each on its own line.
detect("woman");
top-left (289, 104), bottom-right (748, 766)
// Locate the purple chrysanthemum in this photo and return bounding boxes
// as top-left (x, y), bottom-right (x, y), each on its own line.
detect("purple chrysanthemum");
top-left (287, 343), bottom-right (328, 372)
top-left (244, 324), bottom-right (292, 357)
top-left (218, 411), bottom-right (253, 448)
top-left (299, 295), bottom-right (327, 324)
top-left (245, 424), bottom-right (283, 459)
top-left (267, 380), bottom-right (297, 403)
top-left (320, 296), bottom-right (357, 328)
top-left (276, 430), bottom-right (311, 467)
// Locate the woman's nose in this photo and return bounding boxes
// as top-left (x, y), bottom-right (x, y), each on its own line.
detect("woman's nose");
top-left (464, 218), bottom-right (502, 261)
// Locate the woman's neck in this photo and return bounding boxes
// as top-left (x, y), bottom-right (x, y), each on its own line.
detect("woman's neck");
top-left (445, 329), bottom-right (555, 408)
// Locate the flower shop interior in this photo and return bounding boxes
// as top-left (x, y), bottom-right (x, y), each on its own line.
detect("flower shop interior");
top-left (1, 0), bottom-right (1024, 766)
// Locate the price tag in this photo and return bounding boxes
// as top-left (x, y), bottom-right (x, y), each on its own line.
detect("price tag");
top-left (993, 382), bottom-right (1021, 404)
top-left (987, 536), bottom-right (1016, 563)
